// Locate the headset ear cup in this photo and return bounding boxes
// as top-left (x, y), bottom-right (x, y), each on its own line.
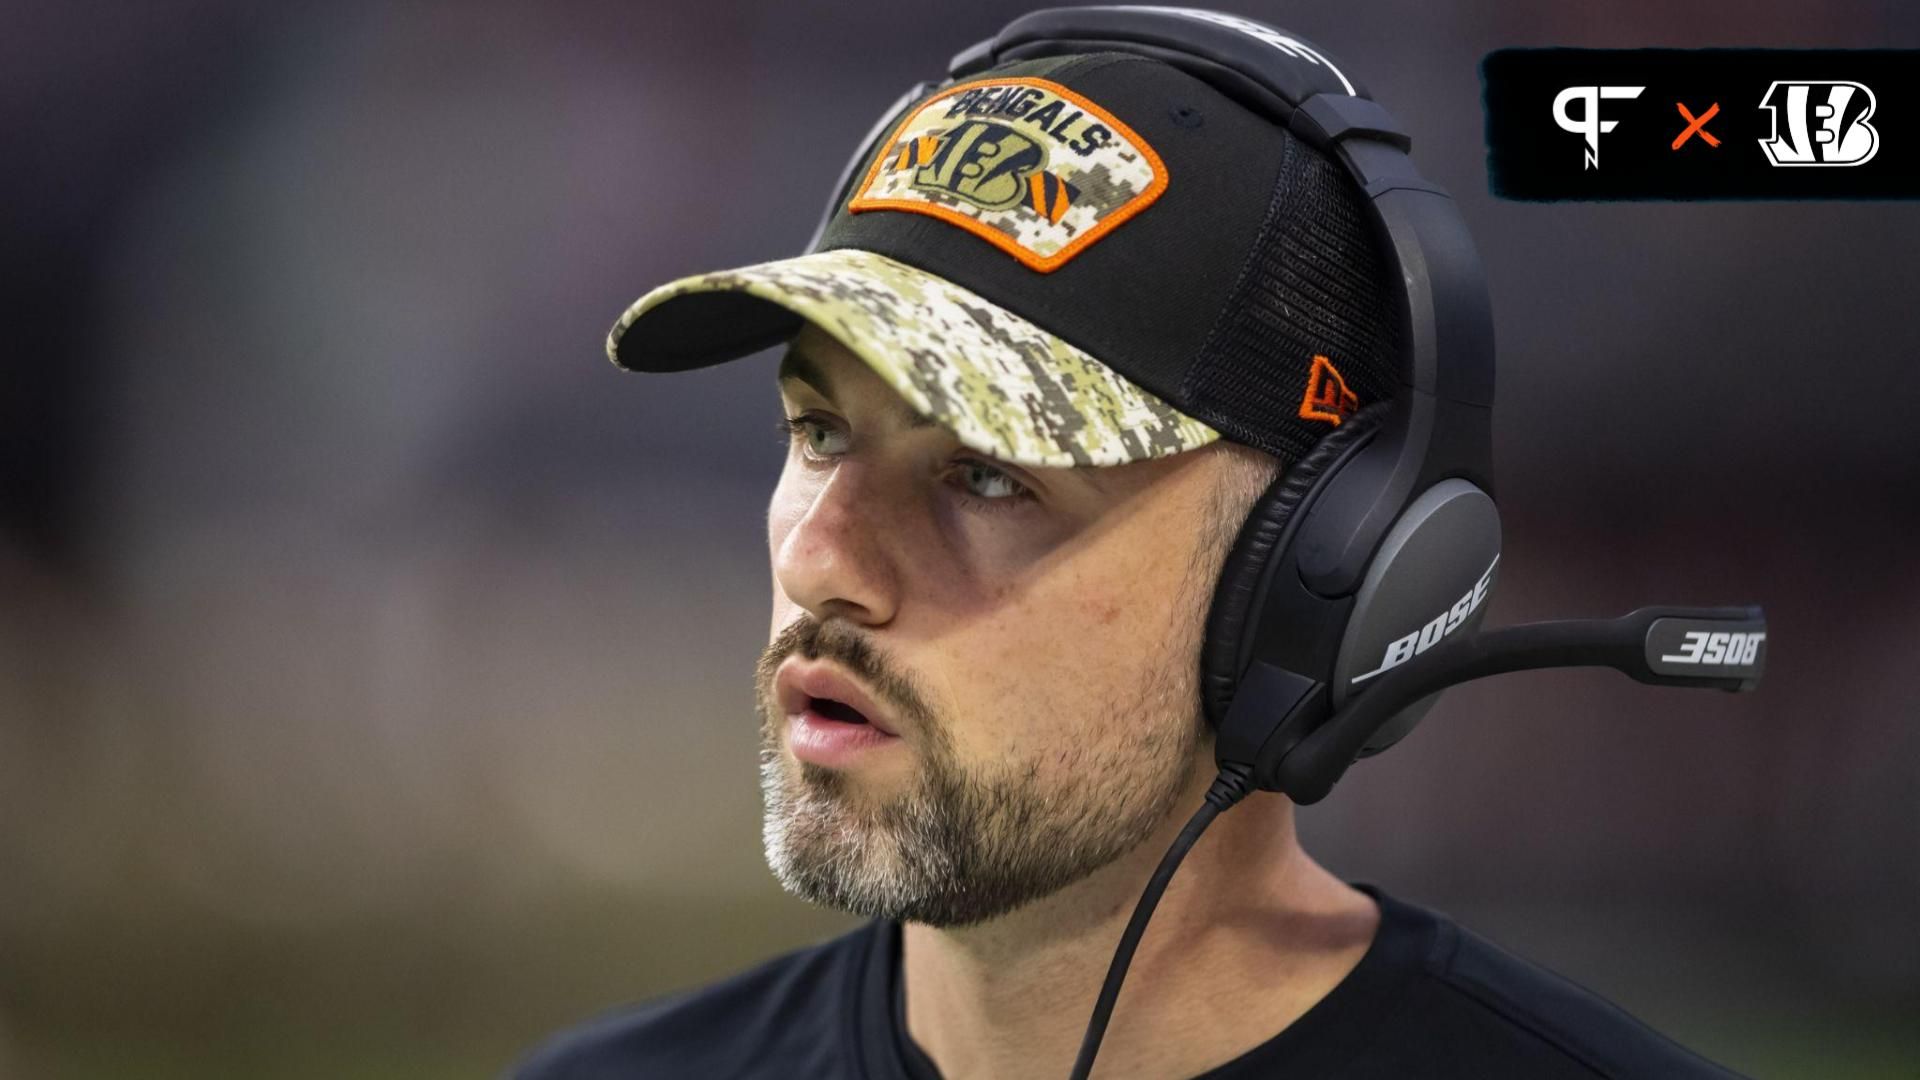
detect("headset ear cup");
top-left (1200, 407), bottom-right (1387, 728)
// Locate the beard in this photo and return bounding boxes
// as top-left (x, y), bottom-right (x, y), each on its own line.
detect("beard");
top-left (754, 616), bottom-right (1206, 929)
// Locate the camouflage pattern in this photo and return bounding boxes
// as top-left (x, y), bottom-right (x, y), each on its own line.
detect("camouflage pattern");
top-left (606, 248), bottom-right (1218, 468)
top-left (848, 78), bottom-right (1166, 271)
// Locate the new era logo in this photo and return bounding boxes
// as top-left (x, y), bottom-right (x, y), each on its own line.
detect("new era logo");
top-left (1300, 354), bottom-right (1359, 425)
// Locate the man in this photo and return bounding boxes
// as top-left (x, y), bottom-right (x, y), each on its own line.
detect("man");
top-left (519, 13), bottom-right (1742, 1079)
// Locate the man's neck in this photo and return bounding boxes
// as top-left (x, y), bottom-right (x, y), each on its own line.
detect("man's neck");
top-left (899, 780), bottom-right (1380, 1080)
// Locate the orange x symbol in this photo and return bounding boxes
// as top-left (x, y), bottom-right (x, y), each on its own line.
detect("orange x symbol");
top-left (1672, 101), bottom-right (1721, 149)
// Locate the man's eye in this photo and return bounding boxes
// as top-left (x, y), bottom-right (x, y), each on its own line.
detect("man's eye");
top-left (950, 459), bottom-right (1033, 505)
top-left (781, 414), bottom-right (849, 458)
top-left (780, 415), bottom-right (1031, 508)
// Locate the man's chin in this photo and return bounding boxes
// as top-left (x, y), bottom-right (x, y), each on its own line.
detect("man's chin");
top-left (773, 771), bottom-right (912, 848)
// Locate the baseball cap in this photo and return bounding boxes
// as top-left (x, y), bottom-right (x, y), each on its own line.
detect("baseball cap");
top-left (607, 50), bottom-right (1401, 468)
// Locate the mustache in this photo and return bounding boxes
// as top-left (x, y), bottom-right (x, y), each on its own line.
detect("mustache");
top-left (756, 616), bottom-right (938, 733)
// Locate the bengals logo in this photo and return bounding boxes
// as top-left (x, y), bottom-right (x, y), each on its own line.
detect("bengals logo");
top-left (1758, 81), bottom-right (1879, 167)
top-left (889, 120), bottom-right (1081, 223)
top-left (848, 77), bottom-right (1166, 272)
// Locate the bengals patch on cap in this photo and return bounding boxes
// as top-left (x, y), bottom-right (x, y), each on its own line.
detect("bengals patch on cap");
top-left (848, 77), bottom-right (1168, 273)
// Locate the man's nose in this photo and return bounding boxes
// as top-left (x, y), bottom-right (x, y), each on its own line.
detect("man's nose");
top-left (772, 463), bottom-right (902, 628)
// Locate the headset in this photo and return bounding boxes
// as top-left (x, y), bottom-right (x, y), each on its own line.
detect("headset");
top-left (802, 9), bottom-right (1768, 1078)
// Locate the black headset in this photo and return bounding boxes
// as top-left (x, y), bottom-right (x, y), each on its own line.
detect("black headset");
top-left (802, 9), bottom-right (1767, 1077)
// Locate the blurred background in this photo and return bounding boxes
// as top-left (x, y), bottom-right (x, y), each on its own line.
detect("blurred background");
top-left (3, 1), bottom-right (1916, 1077)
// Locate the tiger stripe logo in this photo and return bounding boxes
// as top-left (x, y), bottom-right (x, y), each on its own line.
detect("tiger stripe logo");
top-left (849, 77), bottom-right (1167, 273)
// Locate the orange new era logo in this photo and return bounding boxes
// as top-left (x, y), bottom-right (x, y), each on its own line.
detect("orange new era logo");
top-left (1299, 354), bottom-right (1359, 425)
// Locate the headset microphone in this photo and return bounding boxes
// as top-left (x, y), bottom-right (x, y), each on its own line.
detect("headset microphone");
top-left (1276, 606), bottom-right (1767, 803)
top-left (1214, 605), bottom-right (1769, 806)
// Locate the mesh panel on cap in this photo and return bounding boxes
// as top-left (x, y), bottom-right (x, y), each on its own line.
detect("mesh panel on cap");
top-left (1179, 126), bottom-right (1403, 464)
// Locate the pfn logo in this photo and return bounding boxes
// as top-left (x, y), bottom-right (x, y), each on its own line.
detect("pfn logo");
top-left (1758, 81), bottom-right (1879, 166)
top-left (1660, 631), bottom-right (1765, 666)
top-left (1552, 85), bottom-right (1645, 169)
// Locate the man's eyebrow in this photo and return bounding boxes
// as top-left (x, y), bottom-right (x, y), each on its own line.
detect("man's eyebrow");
top-left (777, 347), bottom-right (830, 394)
top-left (776, 344), bottom-right (940, 430)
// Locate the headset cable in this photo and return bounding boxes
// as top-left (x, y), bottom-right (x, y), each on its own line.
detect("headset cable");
top-left (1068, 762), bottom-right (1255, 1080)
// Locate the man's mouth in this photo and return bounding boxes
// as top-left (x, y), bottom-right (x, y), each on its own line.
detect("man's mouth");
top-left (808, 696), bottom-right (871, 725)
top-left (774, 658), bottom-right (902, 736)
top-left (786, 693), bottom-right (901, 768)
top-left (774, 658), bottom-right (905, 767)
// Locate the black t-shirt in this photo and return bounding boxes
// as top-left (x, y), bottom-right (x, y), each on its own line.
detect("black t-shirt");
top-left (514, 886), bottom-right (1745, 1079)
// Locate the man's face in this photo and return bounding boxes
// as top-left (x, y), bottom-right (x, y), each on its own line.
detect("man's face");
top-left (755, 325), bottom-right (1237, 928)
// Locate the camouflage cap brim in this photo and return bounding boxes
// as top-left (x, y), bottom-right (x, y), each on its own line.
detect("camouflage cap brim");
top-left (605, 248), bottom-right (1218, 468)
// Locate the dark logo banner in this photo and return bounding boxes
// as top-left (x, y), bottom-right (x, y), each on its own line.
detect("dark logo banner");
top-left (1482, 48), bottom-right (1920, 200)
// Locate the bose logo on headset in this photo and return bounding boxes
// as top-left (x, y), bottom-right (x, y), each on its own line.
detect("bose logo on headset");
top-left (1661, 630), bottom-right (1766, 666)
top-left (1350, 555), bottom-right (1499, 685)
top-left (1133, 7), bottom-right (1358, 95)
